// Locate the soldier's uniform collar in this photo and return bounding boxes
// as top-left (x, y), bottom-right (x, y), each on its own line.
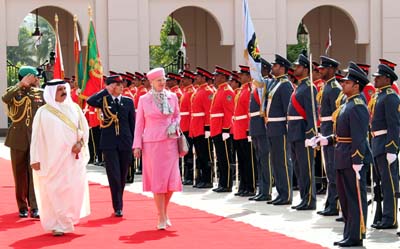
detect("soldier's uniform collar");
top-left (378, 85), bottom-right (391, 91)
top-left (346, 93), bottom-right (360, 102)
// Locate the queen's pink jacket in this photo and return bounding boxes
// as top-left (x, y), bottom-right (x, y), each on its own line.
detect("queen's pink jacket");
top-left (132, 91), bottom-right (180, 149)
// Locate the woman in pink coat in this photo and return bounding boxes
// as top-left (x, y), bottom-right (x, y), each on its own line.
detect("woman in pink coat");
top-left (132, 67), bottom-right (182, 230)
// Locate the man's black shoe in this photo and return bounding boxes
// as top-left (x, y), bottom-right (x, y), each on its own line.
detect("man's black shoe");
top-left (291, 201), bottom-right (306, 210)
top-left (249, 193), bottom-right (261, 200)
top-left (372, 222), bottom-right (398, 229)
top-left (296, 204), bottom-right (316, 211)
top-left (198, 183), bottom-right (213, 188)
top-left (317, 207), bottom-right (339, 216)
top-left (19, 209), bottom-right (28, 218)
top-left (254, 195), bottom-right (271, 201)
top-left (240, 191), bottom-right (256, 197)
top-left (234, 190), bottom-right (245, 196)
top-left (215, 187), bottom-right (232, 193)
top-left (212, 187), bottom-right (223, 192)
top-left (335, 217), bottom-right (344, 222)
top-left (267, 197), bottom-right (281, 204)
top-left (30, 209), bottom-right (40, 218)
top-left (273, 200), bottom-right (292, 205)
top-left (337, 238), bottom-right (362, 247)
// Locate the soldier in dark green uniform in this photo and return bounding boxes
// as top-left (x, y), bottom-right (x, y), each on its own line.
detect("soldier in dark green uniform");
top-left (2, 66), bottom-right (44, 218)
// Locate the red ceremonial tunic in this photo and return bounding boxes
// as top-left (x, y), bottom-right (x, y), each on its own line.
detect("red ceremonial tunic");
top-left (210, 82), bottom-right (235, 137)
top-left (189, 83), bottom-right (213, 137)
top-left (232, 82), bottom-right (251, 140)
top-left (180, 85), bottom-right (195, 132)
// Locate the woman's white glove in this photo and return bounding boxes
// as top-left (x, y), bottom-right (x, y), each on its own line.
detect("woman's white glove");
top-left (352, 164), bottom-right (363, 180)
top-left (386, 153), bottom-right (397, 165)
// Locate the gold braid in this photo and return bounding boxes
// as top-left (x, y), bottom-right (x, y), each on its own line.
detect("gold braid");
top-left (97, 96), bottom-right (120, 135)
top-left (7, 96), bottom-right (32, 126)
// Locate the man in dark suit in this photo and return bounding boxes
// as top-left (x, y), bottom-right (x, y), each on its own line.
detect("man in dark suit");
top-left (87, 75), bottom-right (135, 217)
top-left (2, 66), bottom-right (44, 218)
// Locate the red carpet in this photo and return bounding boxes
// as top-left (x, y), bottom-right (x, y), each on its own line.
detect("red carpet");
top-left (0, 158), bottom-right (328, 249)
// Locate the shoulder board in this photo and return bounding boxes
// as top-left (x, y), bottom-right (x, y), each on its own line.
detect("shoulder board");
top-left (31, 87), bottom-right (44, 92)
top-left (386, 88), bottom-right (395, 95)
top-left (305, 79), bottom-right (311, 86)
top-left (331, 81), bottom-right (341, 88)
top-left (279, 76), bottom-right (289, 83)
top-left (353, 98), bottom-right (364, 105)
top-left (224, 85), bottom-right (233, 91)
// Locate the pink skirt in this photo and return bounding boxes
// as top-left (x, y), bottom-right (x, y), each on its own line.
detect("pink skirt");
top-left (142, 138), bottom-right (183, 193)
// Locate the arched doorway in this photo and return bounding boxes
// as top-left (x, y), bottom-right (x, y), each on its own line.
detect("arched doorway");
top-left (7, 6), bottom-right (84, 82)
top-left (301, 5), bottom-right (366, 68)
top-left (156, 6), bottom-right (233, 72)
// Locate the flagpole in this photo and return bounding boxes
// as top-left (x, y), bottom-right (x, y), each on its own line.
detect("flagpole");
top-left (74, 15), bottom-right (78, 87)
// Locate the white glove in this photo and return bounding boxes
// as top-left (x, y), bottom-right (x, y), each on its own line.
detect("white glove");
top-left (247, 136), bottom-right (252, 142)
top-left (304, 138), bottom-right (315, 147)
top-left (205, 131), bottom-right (210, 139)
top-left (222, 133), bottom-right (230, 141)
top-left (386, 153), bottom-right (397, 165)
top-left (352, 164), bottom-right (363, 180)
top-left (315, 135), bottom-right (329, 146)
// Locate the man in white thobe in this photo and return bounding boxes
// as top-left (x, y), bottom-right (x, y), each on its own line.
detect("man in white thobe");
top-left (30, 79), bottom-right (90, 236)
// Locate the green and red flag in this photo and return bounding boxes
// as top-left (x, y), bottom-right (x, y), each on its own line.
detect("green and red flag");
top-left (81, 19), bottom-right (103, 98)
top-left (74, 16), bottom-right (84, 89)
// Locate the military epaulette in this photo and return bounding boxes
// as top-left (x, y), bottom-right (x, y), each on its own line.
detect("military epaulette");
top-left (279, 76), bottom-right (289, 83)
top-left (224, 85), bottom-right (233, 91)
top-left (304, 79), bottom-right (312, 86)
top-left (353, 97), bottom-right (364, 105)
top-left (330, 80), bottom-right (341, 88)
top-left (31, 87), bottom-right (43, 92)
top-left (386, 88), bottom-right (395, 95)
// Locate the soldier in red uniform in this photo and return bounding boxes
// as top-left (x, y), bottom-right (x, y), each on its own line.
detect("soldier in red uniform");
top-left (180, 70), bottom-right (196, 185)
top-left (379, 59), bottom-right (400, 94)
top-left (189, 67), bottom-right (214, 188)
top-left (210, 66), bottom-right (235, 192)
top-left (132, 72), bottom-right (147, 175)
top-left (133, 72), bottom-right (148, 110)
top-left (126, 72), bottom-right (137, 97)
top-left (166, 72), bottom-right (183, 101)
top-left (232, 65), bottom-right (256, 197)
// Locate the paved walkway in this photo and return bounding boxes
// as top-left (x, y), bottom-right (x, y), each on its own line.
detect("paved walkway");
top-left (0, 138), bottom-right (398, 248)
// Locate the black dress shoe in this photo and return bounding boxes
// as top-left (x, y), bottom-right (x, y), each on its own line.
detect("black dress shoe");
top-left (373, 222), bottom-right (398, 229)
top-left (333, 238), bottom-right (346, 246)
top-left (134, 170), bottom-right (142, 175)
top-left (183, 180), bottom-right (193, 185)
top-left (296, 204), bottom-right (316, 211)
top-left (234, 190), bottom-right (245, 196)
top-left (215, 187), bottom-right (232, 193)
top-left (241, 191), bottom-right (256, 197)
top-left (336, 217), bottom-right (344, 222)
top-left (198, 183), bottom-right (213, 188)
top-left (273, 200), bottom-right (291, 205)
top-left (317, 208), bottom-right (339, 216)
top-left (114, 210), bottom-right (123, 217)
top-left (291, 201), bottom-right (306, 210)
top-left (397, 231), bottom-right (400, 236)
top-left (196, 182), bottom-right (206, 188)
top-left (19, 209), bottom-right (28, 218)
top-left (267, 197), bottom-right (281, 204)
top-left (30, 209), bottom-right (40, 218)
top-left (337, 238), bottom-right (363, 247)
top-left (212, 187), bottom-right (222, 192)
top-left (254, 195), bottom-right (271, 201)
top-left (249, 193), bottom-right (262, 200)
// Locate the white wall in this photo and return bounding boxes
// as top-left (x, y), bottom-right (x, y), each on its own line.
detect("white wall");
top-left (1, 0), bottom-right (7, 130)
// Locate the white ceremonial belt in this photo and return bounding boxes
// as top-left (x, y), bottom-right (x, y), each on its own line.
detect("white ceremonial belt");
top-left (233, 115), bottom-right (248, 121)
top-left (88, 111), bottom-right (95, 114)
top-left (191, 112), bottom-right (205, 117)
top-left (249, 112), bottom-right (260, 117)
top-left (180, 112), bottom-right (190, 116)
top-left (320, 116), bottom-right (332, 122)
top-left (210, 113), bottom-right (224, 118)
top-left (372, 130), bottom-right (387, 137)
top-left (267, 117), bottom-right (286, 122)
top-left (287, 116), bottom-right (303, 121)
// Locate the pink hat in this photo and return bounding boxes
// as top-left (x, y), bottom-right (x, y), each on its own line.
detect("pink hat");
top-left (147, 67), bottom-right (166, 81)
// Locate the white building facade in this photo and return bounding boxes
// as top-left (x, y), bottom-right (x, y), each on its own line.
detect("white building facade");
top-left (1, 0), bottom-right (400, 130)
